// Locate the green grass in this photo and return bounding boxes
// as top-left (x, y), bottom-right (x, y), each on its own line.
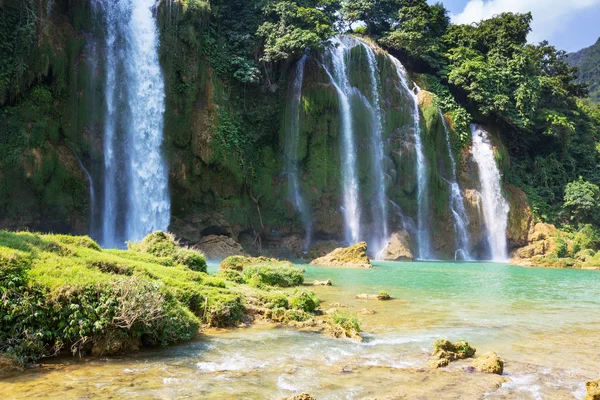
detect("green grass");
top-left (0, 231), bottom-right (315, 365)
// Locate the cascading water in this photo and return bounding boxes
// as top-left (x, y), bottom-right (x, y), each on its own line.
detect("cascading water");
top-left (470, 124), bottom-right (509, 261)
top-left (440, 113), bottom-right (472, 260)
top-left (285, 56), bottom-right (312, 251)
top-left (360, 42), bottom-right (389, 257)
top-left (388, 55), bottom-right (432, 260)
top-left (322, 36), bottom-right (361, 244)
top-left (95, 0), bottom-right (170, 248)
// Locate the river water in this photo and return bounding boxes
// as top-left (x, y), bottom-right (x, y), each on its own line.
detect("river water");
top-left (3, 261), bottom-right (600, 399)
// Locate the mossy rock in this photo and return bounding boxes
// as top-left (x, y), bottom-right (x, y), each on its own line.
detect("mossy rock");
top-left (309, 242), bottom-right (372, 268)
top-left (472, 352), bottom-right (504, 374)
top-left (428, 339), bottom-right (476, 368)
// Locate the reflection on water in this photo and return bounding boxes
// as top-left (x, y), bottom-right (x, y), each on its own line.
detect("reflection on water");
top-left (2, 261), bottom-right (599, 399)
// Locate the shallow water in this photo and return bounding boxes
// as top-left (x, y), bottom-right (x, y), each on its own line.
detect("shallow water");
top-left (3, 261), bottom-right (600, 399)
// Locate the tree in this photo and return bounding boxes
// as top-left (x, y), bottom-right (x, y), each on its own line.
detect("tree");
top-left (443, 13), bottom-right (586, 132)
top-left (339, 0), bottom-right (400, 36)
top-left (563, 177), bottom-right (600, 226)
top-left (257, 1), bottom-right (335, 63)
top-left (380, 0), bottom-right (449, 69)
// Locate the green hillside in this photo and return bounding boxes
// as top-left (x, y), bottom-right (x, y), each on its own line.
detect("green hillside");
top-left (568, 38), bottom-right (600, 103)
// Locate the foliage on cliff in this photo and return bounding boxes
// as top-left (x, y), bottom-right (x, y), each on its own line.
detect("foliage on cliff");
top-left (1, 0), bottom-right (599, 250)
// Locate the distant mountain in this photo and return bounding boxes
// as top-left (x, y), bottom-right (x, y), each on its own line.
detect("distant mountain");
top-left (568, 38), bottom-right (600, 103)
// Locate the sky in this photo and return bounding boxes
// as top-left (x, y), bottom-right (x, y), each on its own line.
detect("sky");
top-left (433, 0), bottom-right (600, 52)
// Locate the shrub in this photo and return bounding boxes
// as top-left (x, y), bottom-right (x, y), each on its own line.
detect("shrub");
top-left (217, 269), bottom-right (246, 284)
top-left (199, 288), bottom-right (245, 327)
top-left (289, 289), bottom-right (319, 312)
top-left (220, 255), bottom-right (251, 271)
top-left (573, 224), bottom-right (600, 254)
top-left (173, 248), bottom-right (207, 272)
top-left (243, 264), bottom-right (304, 288)
top-left (259, 292), bottom-right (289, 309)
top-left (555, 236), bottom-right (569, 258)
top-left (563, 177), bottom-right (600, 226)
top-left (128, 231), bottom-right (177, 257)
top-left (331, 310), bottom-right (360, 333)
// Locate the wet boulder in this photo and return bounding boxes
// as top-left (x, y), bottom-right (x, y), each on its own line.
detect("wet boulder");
top-left (471, 352), bottom-right (504, 375)
top-left (309, 242), bottom-right (371, 268)
top-left (586, 377), bottom-right (600, 400)
top-left (379, 230), bottom-right (414, 261)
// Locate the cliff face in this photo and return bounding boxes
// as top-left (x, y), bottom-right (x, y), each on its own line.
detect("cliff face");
top-left (0, 1), bottom-right (530, 260)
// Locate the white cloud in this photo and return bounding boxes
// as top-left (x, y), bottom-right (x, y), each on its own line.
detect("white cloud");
top-left (451, 0), bottom-right (600, 43)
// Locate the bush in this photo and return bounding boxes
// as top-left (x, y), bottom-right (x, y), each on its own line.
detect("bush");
top-left (331, 310), bottom-right (360, 333)
top-left (173, 248), bottom-right (207, 272)
top-left (259, 292), bottom-right (289, 309)
top-left (128, 231), bottom-right (177, 257)
top-left (555, 236), bottom-right (569, 258)
top-left (219, 255), bottom-right (249, 271)
top-left (217, 269), bottom-right (246, 284)
top-left (563, 178), bottom-right (600, 226)
top-left (199, 288), bottom-right (245, 327)
top-left (243, 264), bottom-right (304, 287)
top-left (289, 290), bottom-right (319, 312)
top-left (573, 224), bottom-right (600, 253)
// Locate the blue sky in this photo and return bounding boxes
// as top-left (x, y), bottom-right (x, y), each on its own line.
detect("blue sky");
top-left (434, 0), bottom-right (600, 52)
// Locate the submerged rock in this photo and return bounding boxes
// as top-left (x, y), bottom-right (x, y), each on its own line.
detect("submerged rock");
top-left (308, 279), bottom-right (332, 286)
top-left (0, 356), bottom-right (22, 376)
top-left (428, 339), bottom-right (476, 369)
top-left (193, 235), bottom-right (247, 260)
top-left (91, 336), bottom-right (141, 357)
top-left (309, 242), bottom-right (371, 268)
top-left (471, 352), bottom-right (504, 374)
top-left (379, 230), bottom-right (414, 261)
top-left (356, 292), bottom-right (391, 300)
top-left (586, 378), bottom-right (600, 400)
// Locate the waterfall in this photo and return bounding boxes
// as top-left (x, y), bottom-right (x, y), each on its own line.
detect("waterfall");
top-left (470, 124), bottom-right (509, 261)
top-left (95, 0), bottom-right (170, 248)
top-left (388, 56), bottom-right (432, 260)
top-left (322, 36), bottom-right (361, 244)
top-left (361, 42), bottom-right (389, 257)
top-left (440, 113), bottom-right (472, 260)
top-left (285, 55), bottom-right (312, 251)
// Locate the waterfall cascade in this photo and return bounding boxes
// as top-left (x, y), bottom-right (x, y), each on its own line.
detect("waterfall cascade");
top-left (470, 124), bottom-right (509, 261)
top-left (322, 36), bottom-right (361, 244)
top-left (361, 42), bottom-right (389, 257)
top-left (440, 113), bottom-right (472, 260)
top-left (285, 56), bottom-right (312, 251)
top-left (94, 0), bottom-right (170, 248)
top-left (388, 55), bottom-right (432, 260)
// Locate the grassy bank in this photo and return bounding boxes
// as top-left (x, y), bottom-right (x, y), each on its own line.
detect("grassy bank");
top-left (0, 231), bottom-right (359, 367)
